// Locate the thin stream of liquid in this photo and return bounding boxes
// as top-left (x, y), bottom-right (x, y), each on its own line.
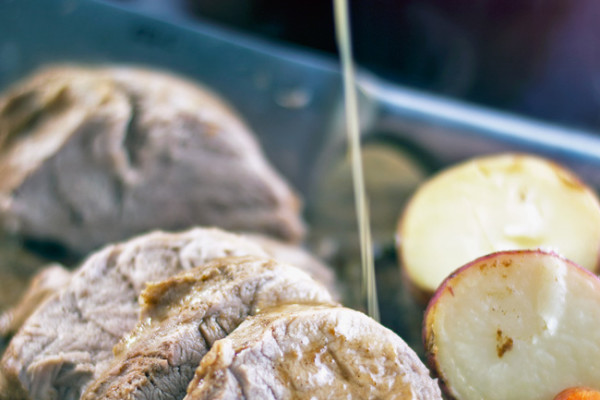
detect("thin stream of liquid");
top-left (333, 0), bottom-right (380, 321)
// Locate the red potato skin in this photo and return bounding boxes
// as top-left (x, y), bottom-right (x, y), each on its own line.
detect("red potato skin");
top-left (396, 153), bottom-right (600, 306)
top-left (422, 249), bottom-right (600, 400)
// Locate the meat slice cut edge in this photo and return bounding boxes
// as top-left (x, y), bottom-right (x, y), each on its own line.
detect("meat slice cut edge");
top-left (0, 228), bottom-right (274, 400)
top-left (185, 304), bottom-right (442, 400)
top-left (82, 256), bottom-right (335, 400)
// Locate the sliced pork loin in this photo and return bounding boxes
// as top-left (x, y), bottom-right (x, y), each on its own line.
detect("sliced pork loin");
top-left (82, 256), bottom-right (335, 400)
top-left (185, 304), bottom-right (442, 400)
top-left (0, 232), bottom-right (336, 350)
top-left (244, 233), bottom-right (338, 297)
top-left (0, 227), bottom-right (309, 400)
top-left (0, 264), bottom-right (70, 351)
top-left (0, 65), bottom-right (304, 257)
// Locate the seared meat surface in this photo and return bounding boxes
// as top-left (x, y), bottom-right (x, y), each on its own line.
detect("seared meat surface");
top-left (0, 264), bottom-right (70, 351)
top-left (186, 304), bottom-right (442, 400)
top-left (0, 64), bottom-right (439, 400)
top-left (0, 228), bottom-right (271, 400)
top-left (82, 256), bottom-right (334, 400)
top-left (0, 65), bottom-right (304, 256)
top-left (0, 226), bottom-right (438, 399)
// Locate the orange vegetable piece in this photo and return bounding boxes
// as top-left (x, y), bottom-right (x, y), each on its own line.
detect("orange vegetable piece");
top-left (554, 387), bottom-right (600, 400)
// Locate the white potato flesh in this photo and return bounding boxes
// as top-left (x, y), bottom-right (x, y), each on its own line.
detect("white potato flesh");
top-left (399, 153), bottom-right (600, 294)
top-left (424, 251), bottom-right (600, 400)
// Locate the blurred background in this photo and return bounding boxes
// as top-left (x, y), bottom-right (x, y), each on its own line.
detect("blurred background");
top-left (174, 0), bottom-right (600, 132)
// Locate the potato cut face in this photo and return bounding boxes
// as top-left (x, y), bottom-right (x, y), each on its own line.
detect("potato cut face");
top-left (399, 153), bottom-right (600, 294)
top-left (424, 250), bottom-right (600, 400)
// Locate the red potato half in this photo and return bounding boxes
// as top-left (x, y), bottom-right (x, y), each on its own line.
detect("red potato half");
top-left (398, 153), bottom-right (600, 298)
top-left (424, 250), bottom-right (600, 400)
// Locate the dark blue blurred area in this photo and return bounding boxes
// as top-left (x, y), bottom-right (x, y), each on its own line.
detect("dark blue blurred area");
top-left (185, 0), bottom-right (600, 133)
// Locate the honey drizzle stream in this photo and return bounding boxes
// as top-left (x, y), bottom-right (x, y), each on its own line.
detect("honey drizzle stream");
top-left (333, 0), bottom-right (380, 321)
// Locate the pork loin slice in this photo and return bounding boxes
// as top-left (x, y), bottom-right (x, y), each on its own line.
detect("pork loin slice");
top-left (244, 233), bottom-right (338, 297)
top-left (82, 256), bottom-right (335, 400)
top-left (185, 304), bottom-right (442, 400)
top-left (0, 65), bottom-right (304, 256)
top-left (0, 264), bottom-right (70, 350)
top-left (0, 233), bottom-right (336, 346)
top-left (0, 228), bottom-right (276, 400)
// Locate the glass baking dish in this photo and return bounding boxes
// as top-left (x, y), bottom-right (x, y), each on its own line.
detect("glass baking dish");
top-left (3, 0), bottom-right (600, 355)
